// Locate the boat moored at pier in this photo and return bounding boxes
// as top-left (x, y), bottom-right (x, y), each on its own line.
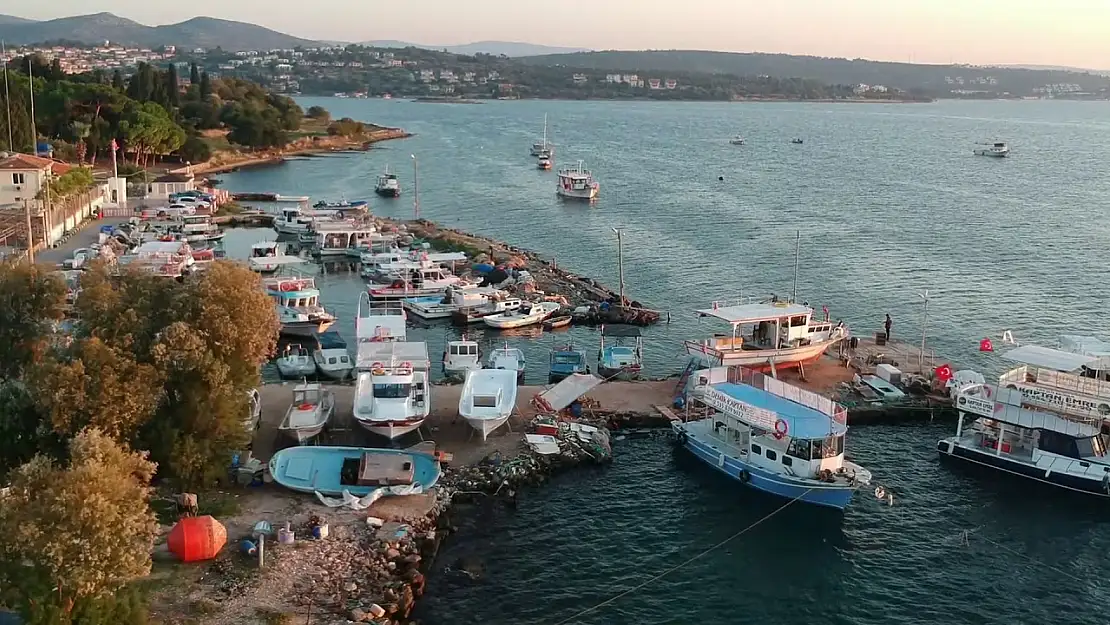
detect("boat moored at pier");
top-left (675, 367), bottom-right (870, 509)
top-left (684, 301), bottom-right (846, 371)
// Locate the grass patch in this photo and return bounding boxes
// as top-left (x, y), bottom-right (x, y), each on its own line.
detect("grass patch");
top-left (201, 134), bottom-right (233, 153)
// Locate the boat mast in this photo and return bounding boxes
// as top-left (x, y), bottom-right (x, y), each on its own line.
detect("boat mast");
top-left (791, 230), bottom-right (800, 303)
top-left (612, 227), bottom-right (625, 304)
top-left (410, 154), bottom-right (419, 220)
top-left (542, 114), bottom-right (548, 149)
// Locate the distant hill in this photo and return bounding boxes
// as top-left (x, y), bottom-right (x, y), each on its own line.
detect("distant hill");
top-left (0, 12), bottom-right (318, 51)
top-left (998, 64), bottom-right (1110, 77)
top-left (362, 39), bottom-right (590, 57)
top-left (518, 49), bottom-right (1110, 96)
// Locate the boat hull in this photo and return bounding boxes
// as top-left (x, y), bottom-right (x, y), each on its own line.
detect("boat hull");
top-left (281, 320), bottom-right (335, 338)
top-left (937, 438), bottom-right (1110, 498)
top-left (268, 446), bottom-right (441, 496)
top-left (462, 415), bottom-right (510, 442)
top-left (355, 418), bottom-right (425, 440)
top-left (276, 362), bottom-right (317, 379)
top-left (315, 365), bottom-right (353, 381)
top-left (280, 423), bottom-right (326, 445)
top-left (672, 422), bottom-right (856, 509)
top-left (683, 339), bottom-right (837, 370)
top-left (598, 364), bottom-right (640, 381)
top-left (375, 188), bottom-right (401, 198)
top-left (556, 188), bottom-right (599, 201)
top-left (483, 314), bottom-right (544, 329)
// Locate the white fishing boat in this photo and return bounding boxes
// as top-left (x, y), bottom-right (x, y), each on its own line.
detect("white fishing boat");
top-left (729, 135), bottom-right (745, 145)
top-left (248, 241), bottom-right (302, 274)
top-left (483, 301), bottom-right (560, 330)
top-left (313, 331), bottom-right (354, 381)
top-left (368, 257), bottom-right (474, 301)
top-left (488, 343), bottom-right (526, 382)
top-left (537, 152), bottom-right (552, 170)
top-left (452, 294), bottom-right (524, 324)
top-left (310, 220), bottom-right (379, 258)
top-left (443, 337), bottom-right (481, 381)
top-left (353, 342), bottom-right (431, 440)
top-left (275, 344), bottom-right (316, 378)
top-left (675, 367), bottom-right (870, 509)
top-left (349, 233), bottom-right (401, 261)
top-left (264, 273), bottom-right (337, 337)
top-left (530, 114), bottom-right (554, 156)
top-left (974, 141), bottom-right (1010, 157)
top-left (273, 205), bottom-right (353, 236)
top-left (555, 161), bottom-right (599, 200)
top-left (684, 301), bottom-right (847, 371)
top-left (356, 292), bottom-right (408, 342)
top-left (459, 368), bottom-right (518, 441)
top-left (403, 285), bottom-right (514, 321)
top-left (172, 214), bottom-right (224, 243)
top-left (375, 167), bottom-right (401, 197)
top-left (116, 241), bottom-right (196, 278)
top-left (279, 382), bottom-right (335, 445)
top-left (984, 342), bottom-right (1110, 427)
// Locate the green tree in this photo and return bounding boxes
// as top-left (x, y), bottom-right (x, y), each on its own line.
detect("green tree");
top-left (190, 61), bottom-right (201, 85)
top-left (0, 429), bottom-right (159, 621)
top-left (49, 57), bottom-right (64, 81)
top-left (164, 63), bottom-right (180, 108)
top-left (306, 105), bottom-right (330, 122)
top-left (0, 261), bottom-right (67, 381)
top-left (111, 69), bottom-right (124, 91)
top-left (179, 134), bottom-right (212, 163)
top-left (199, 71), bottom-right (212, 100)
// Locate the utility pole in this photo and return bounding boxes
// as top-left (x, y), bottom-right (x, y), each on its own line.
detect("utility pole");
top-left (611, 227), bottom-right (625, 304)
top-left (918, 289), bottom-right (930, 372)
top-left (23, 198), bottom-right (34, 264)
top-left (2, 40), bottom-right (13, 151)
top-left (28, 59), bottom-right (37, 155)
top-left (791, 230), bottom-right (800, 303)
top-left (410, 154), bottom-right (419, 220)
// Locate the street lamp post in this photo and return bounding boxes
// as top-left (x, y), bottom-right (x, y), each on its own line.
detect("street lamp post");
top-left (410, 154), bottom-right (419, 220)
top-left (918, 289), bottom-right (930, 372)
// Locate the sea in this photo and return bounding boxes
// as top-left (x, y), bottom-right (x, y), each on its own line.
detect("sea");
top-left (216, 98), bottom-right (1110, 624)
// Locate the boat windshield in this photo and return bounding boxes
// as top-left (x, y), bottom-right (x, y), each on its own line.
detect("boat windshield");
top-left (552, 353), bottom-right (583, 365)
top-left (807, 435), bottom-right (845, 460)
top-left (373, 383), bottom-right (411, 399)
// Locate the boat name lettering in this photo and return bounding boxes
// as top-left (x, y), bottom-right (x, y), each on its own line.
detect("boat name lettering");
top-left (957, 395), bottom-right (995, 417)
top-left (1015, 384), bottom-right (1110, 416)
top-left (702, 387), bottom-right (778, 430)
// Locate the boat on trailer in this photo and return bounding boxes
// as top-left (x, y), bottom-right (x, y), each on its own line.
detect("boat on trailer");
top-left (459, 368), bottom-right (518, 441)
top-left (684, 301), bottom-right (846, 371)
top-left (675, 366), bottom-right (871, 509)
top-left (268, 446), bottom-right (441, 497)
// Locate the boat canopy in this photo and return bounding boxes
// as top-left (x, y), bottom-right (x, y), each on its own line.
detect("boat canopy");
top-left (356, 341), bottom-right (430, 370)
top-left (1002, 345), bottom-right (1096, 372)
top-left (602, 325), bottom-right (641, 338)
top-left (696, 302), bottom-right (811, 325)
top-left (535, 373), bottom-right (604, 412)
top-left (703, 382), bottom-right (847, 439)
top-left (1060, 335), bottom-right (1110, 359)
top-left (316, 330), bottom-right (347, 350)
top-left (959, 385), bottom-right (1100, 437)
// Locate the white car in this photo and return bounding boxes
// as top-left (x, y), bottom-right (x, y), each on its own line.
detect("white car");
top-left (173, 196), bottom-right (212, 209)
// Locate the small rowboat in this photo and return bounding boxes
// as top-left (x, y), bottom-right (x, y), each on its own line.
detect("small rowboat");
top-left (543, 315), bottom-right (572, 330)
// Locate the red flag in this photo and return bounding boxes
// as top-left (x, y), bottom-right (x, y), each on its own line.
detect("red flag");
top-left (979, 338), bottom-right (994, 352)
top-left (935, 364), bottom-right (954, 382)
top-left (110, 138), bottom-right (118, 152)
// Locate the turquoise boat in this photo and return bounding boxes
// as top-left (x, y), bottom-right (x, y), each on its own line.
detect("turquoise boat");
top-left (268, 446), bottom-right (442, 497)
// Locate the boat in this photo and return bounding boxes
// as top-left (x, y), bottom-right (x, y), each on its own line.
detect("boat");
top-left (404, 285), bottom-right (515, 321)
top-left (555, 161), bottom-right (599, 200)
top-left (729, 135), bottom-right (746, 145)
top-left (275, 344), bottom-right (316, 378)
top-left (313, 331), bottom-right (354, 381)
top-left (674, 367), bottom-right (871, 509)
top-left (375, 167), bottom-right (402, 198)
top-left (537, 152), bottom-right (553, 170)
top-left (940, 382), bottom-right (1110, 497)
top-left (116, 241), bottom-right (196, 278)
top-left (248, 241), bottom-right (303, 274)
top-left (267, 446), bottom-right (442, 497)
top-left (403, 295), bottom-right (457, 320)
top-left (452, 293), bottom-right (524, 324)
top-left (488, 343), bottom-right (526, 382)
top-left (368, 255), bottom-right (473, 301)
top-left (278, 382), bottom-right (335, 445)
top-left (684, 301), bottom-right (847, 371)
top-left (549, 344), bottom-right (589, 382)
top-left (543, 315), bottom-right (572, 330)
top-left (310, 220), bottom-right (380, 258)
top-left (273, 205), bottom-right (353, 236)
top-left (597, 325), bottom-right (643, 380)
top-left (443, 337), bottom-right (481, 381)
top-left (313, 199), bottom-right (368, 208)
top-left (360, 246), bottom-right (460, 278)
top-left (974, 141), bottom-right (1010, 157)
top-left (352, 343), bottom-right (432, 440)
top-left (530, 114), bottom-right (554, 156)
top-left (171, 214), bottom-right (224, 243)
top-left (791, 138), bottom-right (804, 144)
top-left (459, 368), bottom-right (518, 441)
top-left (264, 274), bottom-right (338, 337)
top-left (356, 292), bottom-right (408, 342)
top-left (986, 341), bottom-right (1110, 429)
top-left (483, 301), bottom-right (561, 330)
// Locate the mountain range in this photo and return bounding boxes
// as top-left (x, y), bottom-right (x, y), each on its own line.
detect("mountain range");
top-left (0, 12), bottom-right (317, 51)
top-left (360, 40), bottom-right (590, 57)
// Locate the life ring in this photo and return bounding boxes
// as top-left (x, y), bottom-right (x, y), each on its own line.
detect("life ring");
top-left (773, 418), bottom-right (789, 440)
top-left (874, 486), bottom-right (887, 501)
top-left (739, 469), bottom-right (751, 483)
top-left (372, 362), bottom-right (384, 369)
top-left (280, 282), bottom-right (296, 292)
top-left (400, 361), bottom-right (412, 370)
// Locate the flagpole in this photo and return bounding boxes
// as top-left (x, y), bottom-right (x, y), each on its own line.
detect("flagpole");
top-left (2, 40), bottom-right (13, 151)
top-left (28, 58), bottom-right (37, 156)
top-left (111, 139), bottom-right (118, 179)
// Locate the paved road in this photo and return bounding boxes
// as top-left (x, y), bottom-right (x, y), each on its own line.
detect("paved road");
top-left (34, 217), bottom-right (129, 267)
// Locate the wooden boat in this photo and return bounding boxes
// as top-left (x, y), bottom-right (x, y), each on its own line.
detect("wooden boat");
top-left (543, 315), bottom-right (572, 330)
top-left (278, 383), bottom-right (335, 445)
top-left (268, 446), bottom-right (442, 497)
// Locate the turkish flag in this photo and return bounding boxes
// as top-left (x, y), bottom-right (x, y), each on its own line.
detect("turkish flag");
top-left (980, 338), bottom-right (994, 352)
top-left (935, 364), bottom-right (954, 382)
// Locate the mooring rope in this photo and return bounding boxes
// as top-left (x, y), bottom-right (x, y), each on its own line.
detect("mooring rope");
top-left (547, 488), bottom-right (815, 625)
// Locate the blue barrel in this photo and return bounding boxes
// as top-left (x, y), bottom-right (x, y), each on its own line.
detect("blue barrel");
top-left (99, 225), bottom-right (114, 234)
top-left (473, 263), bottom-right (494, 273)
top-left (673, 396), bottom-right (686, 409)
top-left (600, 302), bottom-right (611, 312)
top-left (569, 401), bottom-right (582, 418)
top-left (240, 539), bottom-right (257, 556)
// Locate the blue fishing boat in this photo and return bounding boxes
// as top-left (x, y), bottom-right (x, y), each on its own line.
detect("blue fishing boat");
top-left (549, 343), bottom-right (589, 382)
top-left (268, 446), bottom-right (442, 497)
top-left (597, 325), bottom-right (643, 380)
top-left (672, 367), bottom-right (871, 510)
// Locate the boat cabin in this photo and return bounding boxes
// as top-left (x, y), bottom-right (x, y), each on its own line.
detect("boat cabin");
top-left (445, 339), bottom-right (480, 369)
top-left (600, 325), bottom-right (643, 369)
top-left (997, 344), bottom-right (1110, 429)
top-left (356, 293), bottom-right (408, 342)
top-left (251, 241), bottom-right (281, 258)
top-left (340, 452), bottom-right (416, 487)
top-left (312, 221), bottom-right (379, 255)
top-left (265, 276), bottom-right (321, 311)
top-left (292, 383), bottom-right (325, 407)
top-left (686, 302), bottom-right (843, 362)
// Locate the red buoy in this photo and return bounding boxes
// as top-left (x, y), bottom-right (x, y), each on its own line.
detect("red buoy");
top-left (167, 515), bottom-right (227, 563)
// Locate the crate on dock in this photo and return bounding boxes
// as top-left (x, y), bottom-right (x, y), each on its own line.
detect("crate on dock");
top-left (875, 363), bottom-right (903, 386)
top-left (874, 331), bottom-right (887, 346)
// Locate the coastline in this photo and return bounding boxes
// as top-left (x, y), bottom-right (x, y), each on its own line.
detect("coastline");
top-left (191, 126), bottom-right (412, 177)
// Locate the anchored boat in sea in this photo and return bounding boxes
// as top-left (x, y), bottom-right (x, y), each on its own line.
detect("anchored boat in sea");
top-left (674, 367), bottom-right (871, 509)
top-left (555, 161), bottom-right (599, 200)
top-left (375, 167), bottom-right (402, 197)
top-left (974, 141), bottom-right (1010, 157)
top-left (530, 114), bottom-right (554, 157)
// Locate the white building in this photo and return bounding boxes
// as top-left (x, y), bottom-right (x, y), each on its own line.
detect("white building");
top-left (147, 172), bottom-right (196, 201)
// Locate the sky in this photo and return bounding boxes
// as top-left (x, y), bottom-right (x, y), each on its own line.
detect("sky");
top-left (6, 0), bottom-right (1110, 68)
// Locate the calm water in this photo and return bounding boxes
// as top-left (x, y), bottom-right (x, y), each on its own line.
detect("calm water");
top-left (219, 99), bottom-right (1110, 624)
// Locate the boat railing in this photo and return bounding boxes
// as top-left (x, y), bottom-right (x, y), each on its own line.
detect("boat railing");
top-left (728, 367), bottom-right (848, 424)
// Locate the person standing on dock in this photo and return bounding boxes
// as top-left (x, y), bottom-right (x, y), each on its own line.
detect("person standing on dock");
top-left (884, 314), bottom-right (893, 341)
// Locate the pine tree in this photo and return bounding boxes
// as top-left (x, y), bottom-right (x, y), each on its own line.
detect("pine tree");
top-left (190, 62), bottom-right (200, 85)
top-left (199, 71), bottom-right (212, 100)
top-left (165, 64), bottom-right (179, 108)
top-left (111, 69), bottom-right (124, 91)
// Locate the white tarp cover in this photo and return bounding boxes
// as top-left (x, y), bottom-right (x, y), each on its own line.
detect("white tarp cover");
top-left (1060, 335), bottom-right (1110, 359)
top-left (1001, 345), bottom-right (1095, 373)
top-left (535, 373), bottom-right (604, 412)
top-left (314, 484), bottom-right (424, 510)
